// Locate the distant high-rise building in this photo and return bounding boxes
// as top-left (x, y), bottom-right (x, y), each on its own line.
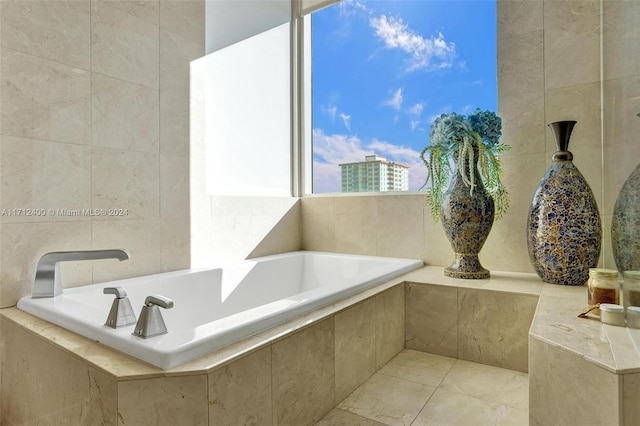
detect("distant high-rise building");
top-left (339, 155), bottom-right (409, 193)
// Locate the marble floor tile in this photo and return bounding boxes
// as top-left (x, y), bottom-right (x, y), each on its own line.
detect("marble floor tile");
top-left (377, 349), bottom-right (456, 388)
top-left (438, 359), bottom-right (529, 411)
top-left (337, 373), bottom-right (436, 426)
top-left (315, 408), bottom-right (387, 426)
top-left (319, 350), bottom-right (529, 426)
top-left (411, 388), bottom-right (528, 426)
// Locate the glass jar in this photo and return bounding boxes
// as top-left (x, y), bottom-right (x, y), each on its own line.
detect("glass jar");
top-left (623, 271), bottom-right (640, 308)
top-left (588, 268), bottom-right (619, 313)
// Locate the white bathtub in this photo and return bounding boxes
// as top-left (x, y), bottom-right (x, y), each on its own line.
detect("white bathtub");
top-left (17, 251), bottom-right (422, 369)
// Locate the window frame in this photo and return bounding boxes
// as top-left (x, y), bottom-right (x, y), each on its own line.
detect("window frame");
top-left (292, 0), bottom-right (340, 197)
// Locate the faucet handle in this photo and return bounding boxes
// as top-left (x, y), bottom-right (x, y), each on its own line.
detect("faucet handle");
top-left (104, 286), bottom-right (136, 328)
top-left (133, 294), bottom-right (174, 338)
top-left (103, 286), bottom-right (127, 299)
top-left (144, 294), bottom-right (174, 310)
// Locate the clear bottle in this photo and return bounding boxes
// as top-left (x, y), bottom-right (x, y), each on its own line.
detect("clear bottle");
top-left (587, 268), bottom-right (619, 313)
top-left (623, 271), bottom-right (640, 308)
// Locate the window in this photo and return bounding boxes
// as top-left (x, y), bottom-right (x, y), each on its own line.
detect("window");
top-left (309, 0), bottom-right (497, 194)
top-left (195, 1), bottom-right (293, 197)
top-left (193, 0), bottom-right (497, 198)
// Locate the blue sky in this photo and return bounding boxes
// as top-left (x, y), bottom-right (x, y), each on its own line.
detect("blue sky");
top-left (311, 0), bottom-right (497, 193)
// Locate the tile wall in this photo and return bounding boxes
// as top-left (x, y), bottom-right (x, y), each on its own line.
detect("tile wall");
top-left (190, 195), bottom-right (301, 267)
top-left (529, 337), bottom-right (620, 425)
top-left (302, 0), bottom-right (640, 275)
top-left (0, 0), bottom-right (206, 309)
top-left (403, 268), bottom-right (541, 373)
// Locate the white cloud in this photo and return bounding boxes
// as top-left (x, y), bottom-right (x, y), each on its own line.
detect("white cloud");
top-left (313, 129), bottom-right (370, 167)
top-left (408, 102), bottom-right (424, 116)
top-left (326, 105), bottom-right (337, 120)
top-left (370, 15), bottom-right (456, 72)
top-left (339, 113), bottom-right (352, 131)
top-left (339, 0), bottom-right (369, 16)
top-left (384, 88), bottom-right (403, 111)
top-left (312, 128), bottom-right (428, 192)
top-left (368, 139), bottom-right (419, 163)
top-left (313, 161), bottom-right (344, 193)
top-left (411, 120), bottom-right (421, 131)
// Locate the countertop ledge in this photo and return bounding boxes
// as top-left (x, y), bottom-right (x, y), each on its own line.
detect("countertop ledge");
top-left (530, 283), bottom-right (640, 375)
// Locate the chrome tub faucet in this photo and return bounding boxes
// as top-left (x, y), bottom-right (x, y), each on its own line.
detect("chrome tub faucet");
top-left (32, 249), bottom-right (130, 298)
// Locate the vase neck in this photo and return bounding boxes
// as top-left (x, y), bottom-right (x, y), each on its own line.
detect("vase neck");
top-left (548, 120), bottom-right (576, 163)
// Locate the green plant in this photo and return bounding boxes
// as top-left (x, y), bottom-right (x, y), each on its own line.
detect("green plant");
top-left (420, 109), bottom-right (510, 221)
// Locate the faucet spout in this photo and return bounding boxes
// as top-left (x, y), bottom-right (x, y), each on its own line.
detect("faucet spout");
top-left (32, 249), bottom-right (130, 298)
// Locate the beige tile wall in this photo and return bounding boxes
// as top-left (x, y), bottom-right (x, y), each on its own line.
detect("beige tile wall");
top-left (1, 316), bottom-right (118, 425)
top-left (208, 346), bottom-right (273, 425)
top-left (189, 195), bottom-right (302, 267)
top-left (210, 196), bottom-right (301, 264)
top-left (302, 0), bottom-right (640, 275)
top-left (0, 0), bottom-right (205, 308)
top-left (457, 288), bottom-right (537, 372)
top-left (623, 372), bottom-right (640, 426)
top-left (529, 336), bottom-right (620, 426)
top-left (405, 283), bottom-right (458, 358)
top-left (301, 193), bottom-right (448, 264)
top-left (118, 375), bottom-right (209, 425)
top-left (405, 282), bottom-right (537, 373)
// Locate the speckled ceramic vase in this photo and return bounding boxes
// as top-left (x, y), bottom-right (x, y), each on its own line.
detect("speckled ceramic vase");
top-left (527, 121), bottom-right (602, 286)
top-left (612, 161), bottom-right (640, 272)
top-left (440, 149), bottom-right (495, 279)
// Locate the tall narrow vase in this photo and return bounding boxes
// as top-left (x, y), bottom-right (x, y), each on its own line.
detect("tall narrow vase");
top-left (440, 149), bottom-right (495, 279)
top-left (527, 121), bottom-right (601, 286)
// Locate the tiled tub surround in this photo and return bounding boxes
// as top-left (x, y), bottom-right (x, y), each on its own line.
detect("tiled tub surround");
top-left (0, 267), bottom-right (542, 425)
top-left (0, 274), bottom-right (406, 425)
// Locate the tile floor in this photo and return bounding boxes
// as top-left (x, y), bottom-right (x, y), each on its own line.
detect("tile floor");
top-left (317, 349), bottom-right (529, 426)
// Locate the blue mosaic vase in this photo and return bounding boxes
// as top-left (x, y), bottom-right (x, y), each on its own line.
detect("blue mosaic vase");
top-left (527, 121), bottom-right (602, 286)
top-left (440, 148), bottom-right (495, 279)
top-left (612, 161), bottom-right (640, 272)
